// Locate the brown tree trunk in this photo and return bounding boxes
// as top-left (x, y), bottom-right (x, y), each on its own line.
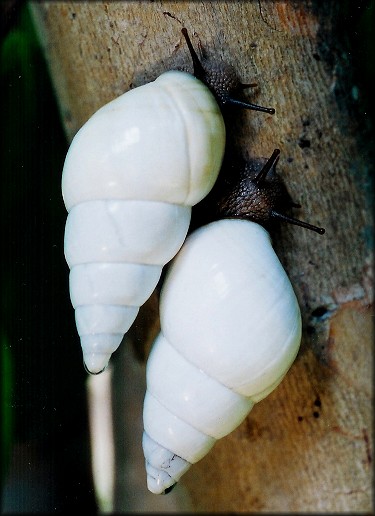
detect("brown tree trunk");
top-left (30, 1), bottom-right (373, 512)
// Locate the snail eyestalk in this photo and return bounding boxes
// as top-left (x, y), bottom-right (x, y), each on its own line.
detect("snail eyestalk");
top-left (225, 97), bottom-right (276, 115)
top-left (229, 82), bottom-right (275, 114)
top-left (181, 27), bottom-right (206, 79)
top-left (254, 148), bottom-right (281, 184)
top-left (239, 82), bottom-right (258, 89)
top-left (270, 211), bottom-right (326, 234)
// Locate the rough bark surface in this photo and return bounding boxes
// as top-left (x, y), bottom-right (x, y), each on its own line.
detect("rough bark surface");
top-left (30, 1), bottom-right (373, 512)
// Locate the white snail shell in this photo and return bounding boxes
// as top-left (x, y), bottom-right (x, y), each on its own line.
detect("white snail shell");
top-left (62, 70), bottom-right (226, 374)
top-left (142, 219), bottom-right (302, 494)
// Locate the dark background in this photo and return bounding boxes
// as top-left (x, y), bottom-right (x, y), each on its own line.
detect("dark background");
top-left (1, 2), bottom-right (97, 512)
top-left (1, 1), bottom-right (374, 513)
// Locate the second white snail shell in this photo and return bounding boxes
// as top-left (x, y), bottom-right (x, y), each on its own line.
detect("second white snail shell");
top-left (142, 219), bottom-right (302, 494)
top-left (62, 70), bottom-right (226, 374)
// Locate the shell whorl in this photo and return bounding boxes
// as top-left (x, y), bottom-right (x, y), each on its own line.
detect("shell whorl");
top-left (142, 432), bottom-right (192, 495)
top-left (143, 219), bottom-right (302, 493)
top-left (62, 71), bottom-right (225, 210)
top-left (62, 70), bottom-right (226, 373)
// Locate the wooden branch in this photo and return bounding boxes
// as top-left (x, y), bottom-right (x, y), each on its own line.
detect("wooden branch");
top-left (30, 1), bottom-right (373, 512)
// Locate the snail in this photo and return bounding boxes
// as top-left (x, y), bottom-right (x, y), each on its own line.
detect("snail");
top-left (62, 28), bottom-right (275, 375)
top-left (142, 149), bottom-right (325, 494)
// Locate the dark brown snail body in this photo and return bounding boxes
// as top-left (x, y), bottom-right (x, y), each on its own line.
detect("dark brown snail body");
top-left (218, 149), bottom-right (325, 234)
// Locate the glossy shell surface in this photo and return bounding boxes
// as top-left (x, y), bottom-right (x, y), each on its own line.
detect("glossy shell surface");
top-left (143, 219), bottom-right (302, 493)
top-left (62, 70), bottom-right (226, 373)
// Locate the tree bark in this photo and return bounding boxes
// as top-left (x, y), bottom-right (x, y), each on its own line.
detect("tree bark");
top-left (30, 1), bottom-right (373, 512)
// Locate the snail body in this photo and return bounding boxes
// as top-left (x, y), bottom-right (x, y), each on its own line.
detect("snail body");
top-left (63, 70), bottom-right (226, 374)
top-left (142, 150), bottom-right (325, 494)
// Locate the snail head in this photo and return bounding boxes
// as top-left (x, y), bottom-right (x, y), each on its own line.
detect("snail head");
top-left (218, 149), bottom-right (325, 235)
top-left (181, 28), bottom-right (275, 115)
